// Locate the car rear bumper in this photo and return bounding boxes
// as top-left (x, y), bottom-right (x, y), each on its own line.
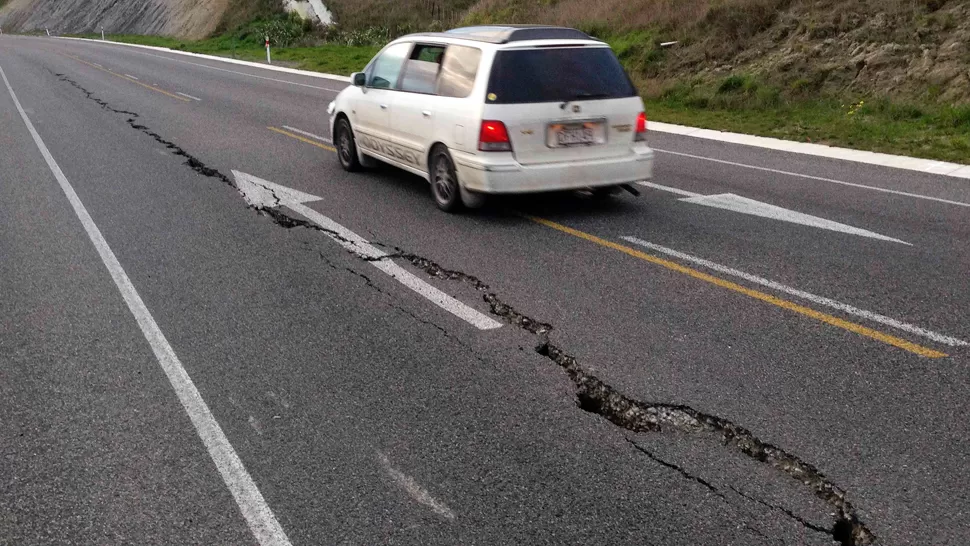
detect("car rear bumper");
top-left (452, 147), bottom-right (654, 194)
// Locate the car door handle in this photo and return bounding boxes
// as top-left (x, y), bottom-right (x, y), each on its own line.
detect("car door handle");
top-left (422, 110), bottom-right (432, 117)
top-left (380, 104), bottom-right (388, 110)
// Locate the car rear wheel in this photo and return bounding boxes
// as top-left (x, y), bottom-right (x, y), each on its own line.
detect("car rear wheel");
top-left (430, 147), bottom-right (462, 212)
top-left (335, 117), bottom-right (361, 172)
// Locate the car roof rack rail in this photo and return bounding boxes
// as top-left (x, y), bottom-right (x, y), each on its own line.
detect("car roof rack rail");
top-left (443, 25), bottom-right (594, 44)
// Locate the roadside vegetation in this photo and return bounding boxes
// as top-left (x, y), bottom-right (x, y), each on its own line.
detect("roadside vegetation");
top-left (86, 31), bottom-right (379, 76)
top-left (644, 78), bottom-right (970, 162)
top-left (76, 0), bottom-right (970, 162)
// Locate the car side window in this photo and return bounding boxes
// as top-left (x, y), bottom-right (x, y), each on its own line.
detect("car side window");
top-left (367, 42), bottom-right (412, 90)
top-left (399, 44), bottom-right (445, 95)
top-left (436, 45), bottom-right (482, 99)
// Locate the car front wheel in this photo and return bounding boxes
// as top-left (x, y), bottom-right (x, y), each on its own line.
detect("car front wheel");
top-left (430, 146), bottom-right (462, 212)
top-left (335, 117), bottom-right (361, 172)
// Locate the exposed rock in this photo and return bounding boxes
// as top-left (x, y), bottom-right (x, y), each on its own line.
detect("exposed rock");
top-left (0, 0), bottom-right (229, 39)
top-left (927, 65), bottom-right (963, 86)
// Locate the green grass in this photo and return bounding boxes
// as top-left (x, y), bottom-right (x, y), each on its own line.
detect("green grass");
top-left (79, 33), bottom-right (380, 76)
top-left (645, 75), bottom-right (970, 164)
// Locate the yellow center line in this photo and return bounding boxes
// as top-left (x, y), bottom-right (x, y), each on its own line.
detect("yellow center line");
top-left (267, 126), bottom-right (337, 152)
top-left (526, 215), bottom-right (947, 358)
top-left (64, 54), bottom-right (191, 102)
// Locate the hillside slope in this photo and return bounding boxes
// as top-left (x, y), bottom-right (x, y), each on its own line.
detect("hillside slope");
top-left (0, 0), bottom-right (231, 39)
top-left (316, 0), bottom-right (970, 103)
top-left (464, 0), bottom-right (970, 103)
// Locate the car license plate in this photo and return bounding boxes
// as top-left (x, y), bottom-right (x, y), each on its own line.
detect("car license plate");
top-left (548, 122), bottom-right (603, 148)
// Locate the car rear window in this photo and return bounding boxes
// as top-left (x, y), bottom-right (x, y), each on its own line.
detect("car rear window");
top-left (485, 47), bottom-right (637, 104)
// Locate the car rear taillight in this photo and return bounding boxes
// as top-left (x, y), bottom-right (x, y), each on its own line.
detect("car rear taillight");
top-left (479, 120), bottom-right (512, 152)
top-left (635, 112), bottom-right (647, 141)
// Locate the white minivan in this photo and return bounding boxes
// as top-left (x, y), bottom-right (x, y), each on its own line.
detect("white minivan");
top-left (328, 25), bottom-right (654, 211)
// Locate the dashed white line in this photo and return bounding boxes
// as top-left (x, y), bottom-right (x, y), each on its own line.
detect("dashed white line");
top-left (378, 452), bottom-right (456, 520)
top-left (177, 91), bottom-right (202, 101)
top-left (620, 235), bottom-right (969, 347)
top-left (124, 73), bottom-right (138, 80)
top-left (653, 148), bottom-right (970, 208)
top-left (2, 64), bottom-right (293, 546)
top-left (282, 125), bottom-right (331, 143)
top-left (92, 62), bottom-right (103, 68)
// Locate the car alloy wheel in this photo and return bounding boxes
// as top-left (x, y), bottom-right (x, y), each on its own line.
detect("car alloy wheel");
top-left (336, 118), bottom-right (361, 172)
top-left (431, 148), bottom-right (462, 212)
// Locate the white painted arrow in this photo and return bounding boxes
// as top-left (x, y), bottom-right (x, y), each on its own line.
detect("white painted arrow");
top-left (235, 170), bottom-right (322, 207)
top-left (232, 170), bottom-right (502, 330)
top-left (639, 181), bottom-right (910, 245)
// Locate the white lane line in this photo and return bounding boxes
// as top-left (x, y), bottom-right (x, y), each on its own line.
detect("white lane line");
top-left (650, 121), bottom-right (970, 179)
top-left (282, 125), bottom-right (331, 143)
top-left (378, 452), bottom-right (456, 520)
top-left (177, 91), bottom-right (202, 101)
top-left (231, 171), bottom-right (502, 331)
top-left (124, 73), bottom-right (138, 80)
top-left (105, 48), bottom-right (344, 92)
top-left (92, 62), bottom-right (103, 68)
top-left (620, 235), bottom-right (969, 347)
top-left (58, 36), bottom-right (351, 84)
top-left (653, 148), bottom-right (970, 208)
top-left (637, 181), bottom-right (702, 198)
top-left (1, 64), bottom-right (293, 546)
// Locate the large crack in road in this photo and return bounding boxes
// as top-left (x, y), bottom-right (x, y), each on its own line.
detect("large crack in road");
top-left (391, 251), bottom-right (875, 546)
top-left (55, 72), bottom-right (877, 546)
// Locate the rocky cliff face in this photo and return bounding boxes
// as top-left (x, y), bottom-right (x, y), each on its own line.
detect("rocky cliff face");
top-left (0, 0), bottom-right (229, 39)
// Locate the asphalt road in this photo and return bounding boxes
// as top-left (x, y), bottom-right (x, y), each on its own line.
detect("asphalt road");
top-left (2, 36), bottom-right (968, 546)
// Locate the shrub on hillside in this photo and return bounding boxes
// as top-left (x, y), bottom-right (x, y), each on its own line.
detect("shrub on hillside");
top-left (233, 13), bottom-right (308, 47)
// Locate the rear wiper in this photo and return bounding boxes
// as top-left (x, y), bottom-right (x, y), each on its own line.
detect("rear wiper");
top-left (560, 93), bottom-right (612, 109)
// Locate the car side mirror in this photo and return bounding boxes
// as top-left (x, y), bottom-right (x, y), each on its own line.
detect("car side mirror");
top-left (352, 72), bottom-right (366, 87)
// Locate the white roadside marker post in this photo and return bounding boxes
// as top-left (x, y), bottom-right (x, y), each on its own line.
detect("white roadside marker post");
top-left (265, 35), bottom-right (271, 64)
top-left (101, 26), bottom-right (105, 41)
top-left (46, 28), bottom-right (50, 36)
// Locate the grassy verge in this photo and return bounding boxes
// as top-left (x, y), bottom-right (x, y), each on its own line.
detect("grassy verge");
top-left (641, 75), bottom-right (970, 164)
top-left (77, 34), bottom-right (969, 164)
top-left (587, 30), bottom-right (970, 164)
top-left (80, 34), bottom-right (379, 77)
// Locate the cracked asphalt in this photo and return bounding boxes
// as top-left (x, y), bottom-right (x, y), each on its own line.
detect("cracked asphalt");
top-left (2, 35), bottom-right (969, 545)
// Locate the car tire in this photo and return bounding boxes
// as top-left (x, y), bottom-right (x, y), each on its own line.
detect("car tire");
top-left (430, 146), bottom-right (462, 212)
top-left (335, 117), bottom-right (362, 172)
